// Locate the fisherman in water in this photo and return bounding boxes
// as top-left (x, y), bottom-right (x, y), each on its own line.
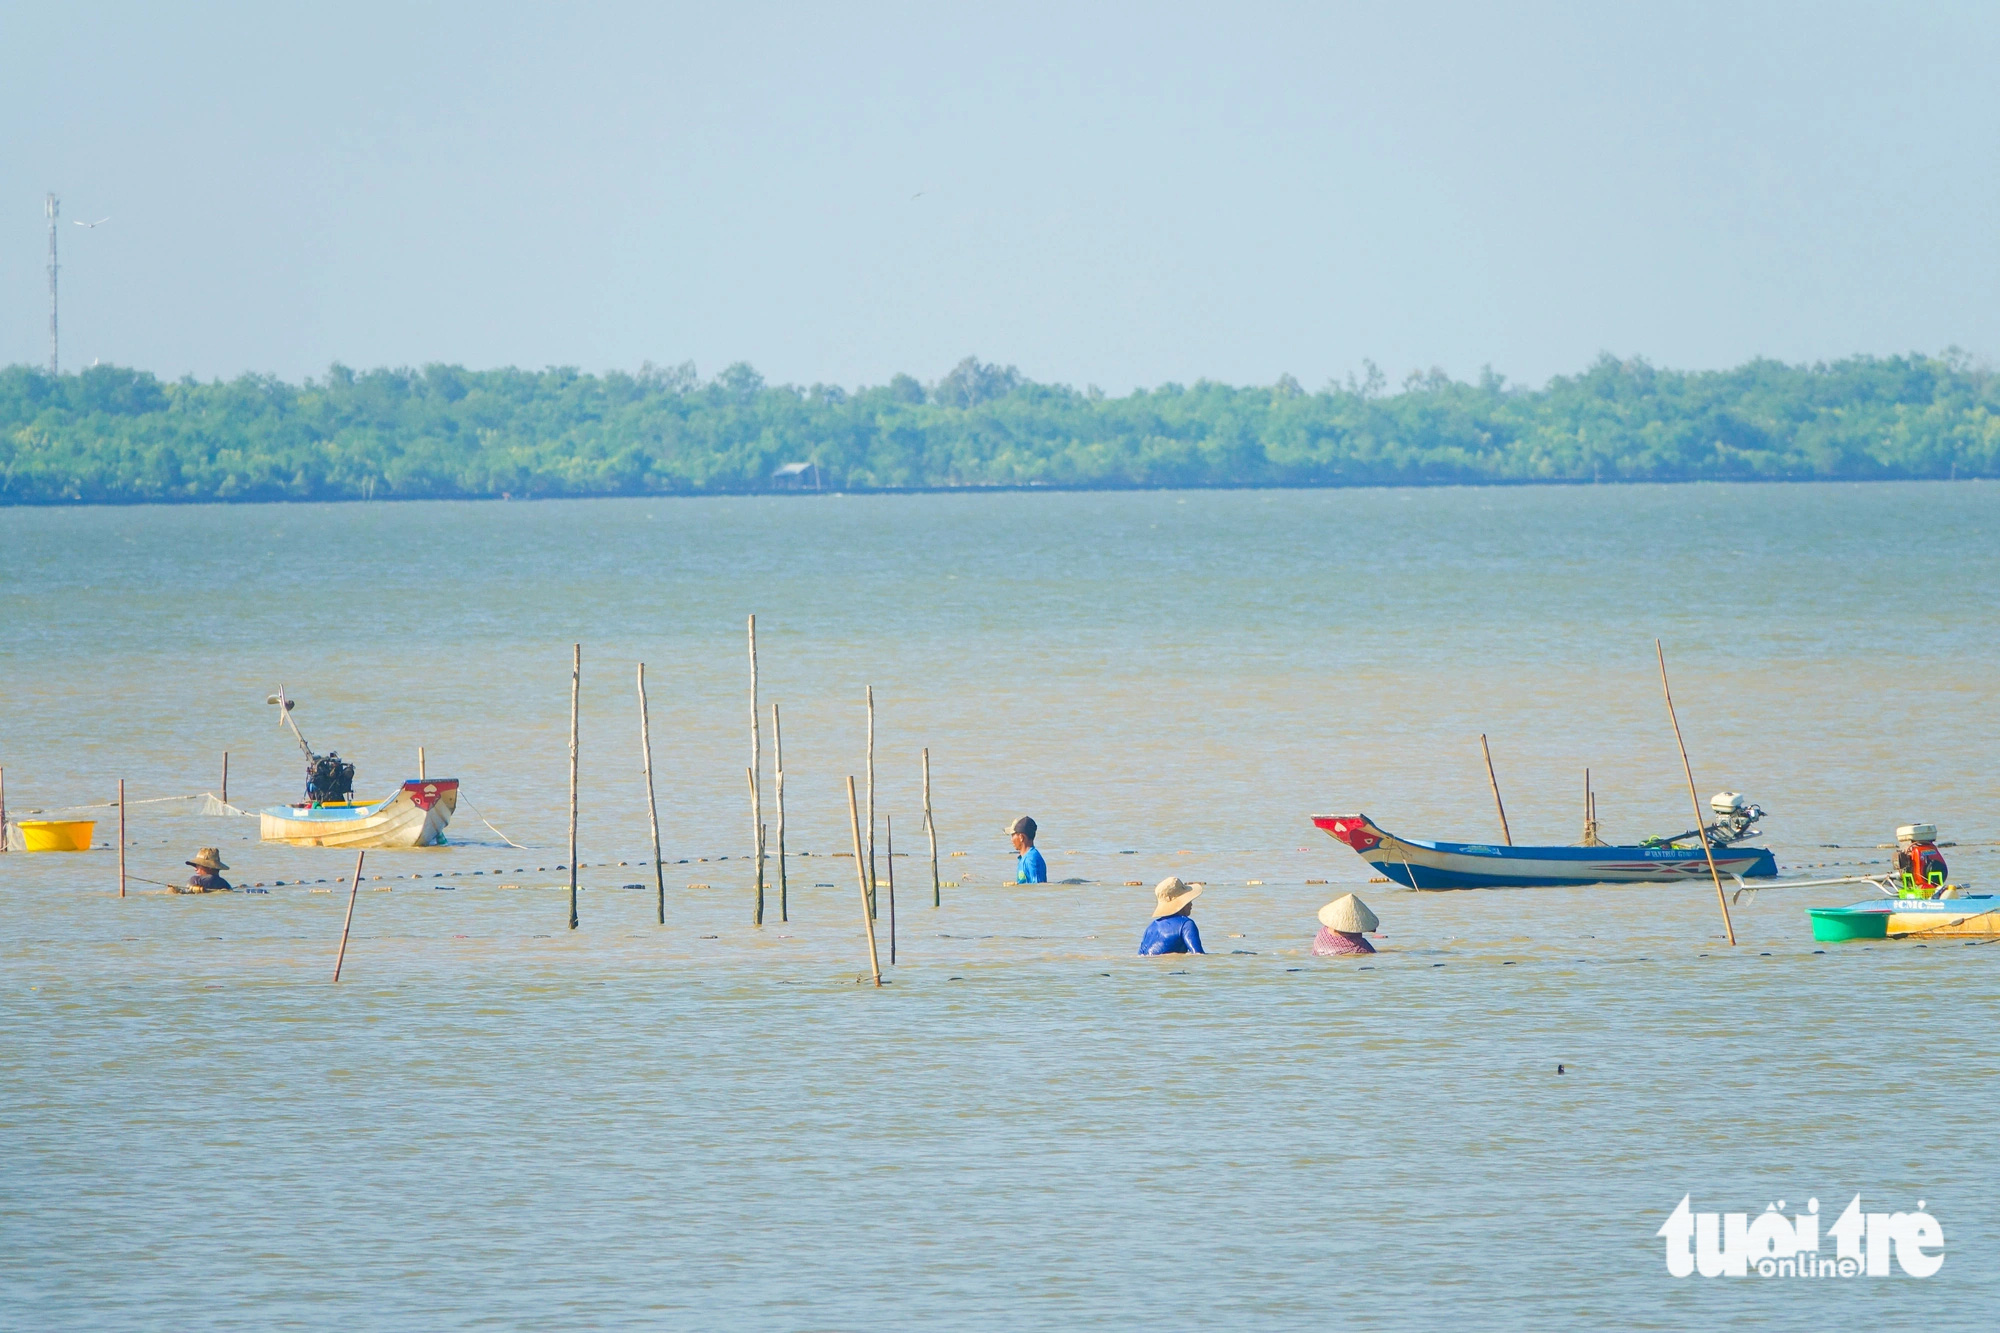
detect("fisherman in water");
top-left (177, 847), bottom-right (234, 893)
top-left (1895, 824), bottom-right (1949, 898)
top-left (1009, 816), bottom-right (1048, 883)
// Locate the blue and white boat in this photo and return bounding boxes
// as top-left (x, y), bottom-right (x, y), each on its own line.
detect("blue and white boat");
top-left (1312, 812), bottom-right (1778, 889)
top-left (260, 779), bottom-right (459, 848)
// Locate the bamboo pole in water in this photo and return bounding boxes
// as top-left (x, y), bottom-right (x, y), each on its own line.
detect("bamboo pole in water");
top-left (749, 615), bottom-right (763, 917)
top-left (333, 848), bottom-right (367, 982)
top-left (117, 778), bottom-right (126, 898)
top-left (1479, 734), bottom-right (1513, 846)
top-left (0, 765), bottom-right (7, 851)
top-left (772, 703), bottom-right (787, 923)
top-left (419, 747), bottom-right (426, 781)
top-left (1657, 640), bottom-right (1736, 946)
top-left (638, 662), bottom-right (665, 926)
top-left (846, 777), bottom-right (882, 986)
top-left (568, 643), bottom-right (580, 932)
top-left (865, 685), bottom-right (876, 919)
top-left (886, 814), bottom-right (897, 965)
top-left (747, 768), bottom-right (764, 924)
top-left (220, 752), bottom-right (228, 806)
top-left (923, 747), bottom-right (939, 908)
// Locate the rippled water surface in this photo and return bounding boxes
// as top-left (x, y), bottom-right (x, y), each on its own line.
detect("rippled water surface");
top-left (4, 484), bottom-right (1998, 1329)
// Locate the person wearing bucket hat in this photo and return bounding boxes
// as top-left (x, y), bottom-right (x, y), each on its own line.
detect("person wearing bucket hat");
top-left (1008, 816), bottom-right (1048, 884)
top-left (1138, 877), bottom-right (1206, 955)
top-left (178, 847), bottom-right (234, 894)
top-left (1313, 893), bottom-right (1378, 955)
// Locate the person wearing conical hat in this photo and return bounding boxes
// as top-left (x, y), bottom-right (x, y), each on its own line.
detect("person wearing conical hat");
top-left (177, 847), bottom-right (234, 894)
top-left (1313, 893), bottom-right (1377, 955)
top-left (1138, 876), bottom-right (1206, 955)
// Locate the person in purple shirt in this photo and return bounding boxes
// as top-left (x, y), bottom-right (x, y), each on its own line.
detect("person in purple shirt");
top-left (1138, 876), bottom-right (1205, 954)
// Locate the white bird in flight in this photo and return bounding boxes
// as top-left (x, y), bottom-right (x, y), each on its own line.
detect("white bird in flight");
top-left (74, 217), bottom-right (110, 228)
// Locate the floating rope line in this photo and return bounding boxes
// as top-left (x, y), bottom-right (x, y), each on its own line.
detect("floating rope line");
top-left (10, 792), bottom-right (209, 816)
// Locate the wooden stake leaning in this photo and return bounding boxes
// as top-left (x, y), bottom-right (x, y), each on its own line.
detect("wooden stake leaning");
top-left (865, 685), bottom-right (877, 920)
top-left (638, 662), bottom-right (666, 926)
top-left (1657, 640), bottom-right (1736, 946)
top-left (333, 848), bottom-right (367, 982)
top-left (748, 768), bottom-right (764, 924)
top-left (1479, 734), bottom-right (1513, 845)
top-left (749, 615), bottom-right (764, 919)
top-left (846, 777), bottom-right (883, 986)
top-left (569, 643), bottom-right (580, 932)
top-left (923, 747), bottom-right (939, 908)
top-left (772, 702), bottom-right (787, 923)
top-left (117, 778), bottom-right (126, 898)
top-left (886, 814), bottom-right (897, 965)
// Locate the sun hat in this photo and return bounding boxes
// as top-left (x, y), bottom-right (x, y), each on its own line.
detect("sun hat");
top-left (1152, 876), bottom-right (1202, 918)
top-left (1007, 815), bottom-right (1038, 839)
top-left (1317, 893), bottom-right (1378, 933)
top-left (187, 847), bottom-right (229, 872)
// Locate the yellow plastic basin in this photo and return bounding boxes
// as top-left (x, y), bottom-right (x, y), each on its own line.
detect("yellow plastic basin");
top-left (18, 819), bottom-right (96, 852)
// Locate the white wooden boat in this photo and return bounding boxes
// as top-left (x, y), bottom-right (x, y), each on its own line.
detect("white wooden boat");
top-left (260, 779), bottom-right (459, 848)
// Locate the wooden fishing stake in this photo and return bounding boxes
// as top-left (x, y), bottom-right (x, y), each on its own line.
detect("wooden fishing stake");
top-left (923, 747), bottom-right (939, 908)
top-left (749, 615), bottom-right (764, 915)
top-left (418, 747), bottom-right (426, 781)
top-left (220, 752), bottom-right (228, 806)
top-left (333, 848), bottom-right (367, 982)
top-left (117, 778), bottom-right (126, 897)
top-left (846, 777), bottom-right (882, 986)
top-left (865, 685), bottom-right (877, 919)
top-left (772, 703), bottom-right (787, 922)
top-left (0, 765), bottom-right (7, 851)
top-left (747, 768), bottom-right (764, 924)
top-left (1657, 640), bottom-right (1736, 946)
top-left (568, 643), bottom-right (580, 932)
top-left (1479, 734), bottom-right (1514, 845)
top-left (638, 663), bottom-right (666, 926)
top-left (886, 814), bottom-right (897, 965)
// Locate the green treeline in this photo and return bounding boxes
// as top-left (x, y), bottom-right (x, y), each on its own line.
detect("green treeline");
top-left (2, 352), bottom-right (1997, 503)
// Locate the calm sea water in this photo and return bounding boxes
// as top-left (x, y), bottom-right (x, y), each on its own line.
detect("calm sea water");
top-left (3, 483), bottom-right (1997, 1329)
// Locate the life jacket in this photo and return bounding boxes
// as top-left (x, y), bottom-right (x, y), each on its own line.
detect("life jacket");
top-left (1901, 844), bottom-right (1948, 895)
top-left (1915, 844), bottom-right (1949, 889)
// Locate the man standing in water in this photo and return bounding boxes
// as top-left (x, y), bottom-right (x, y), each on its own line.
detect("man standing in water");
top-left (1009, 816), bottom-right (1048, 883)
top-left (177, 848), bottom-right (234, 893)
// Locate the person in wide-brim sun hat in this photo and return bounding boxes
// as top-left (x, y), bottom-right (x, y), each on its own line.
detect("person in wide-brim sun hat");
top-left (1314, 893), bottom-right (1378, 955)
top-left (1139, 876), bottom-right (1206, 955)
top-left (178, 847), bottom-right (234, 894)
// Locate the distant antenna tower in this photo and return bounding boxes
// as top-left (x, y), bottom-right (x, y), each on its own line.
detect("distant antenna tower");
top-left (46, 193), bottom-right (59, 376)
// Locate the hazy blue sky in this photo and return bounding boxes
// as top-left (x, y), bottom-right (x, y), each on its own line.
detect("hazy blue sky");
top-left (5, 2), bottom-right (1997, 390)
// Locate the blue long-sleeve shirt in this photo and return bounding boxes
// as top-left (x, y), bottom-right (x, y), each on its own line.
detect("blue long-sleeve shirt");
top-left (1016, 847), bottom-right (1048, 883)
top-left (1139, 914), bottom-right (1204, 955)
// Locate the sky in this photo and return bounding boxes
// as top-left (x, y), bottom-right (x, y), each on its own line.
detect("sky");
top-left (3, 1), bottom-right (1998, 392)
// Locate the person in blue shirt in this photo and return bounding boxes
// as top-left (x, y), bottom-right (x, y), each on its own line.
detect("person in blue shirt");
top-left (1009, 816), bottom-right (1048, 883)
top-left (1139, 876), bottom-right (1206, 954)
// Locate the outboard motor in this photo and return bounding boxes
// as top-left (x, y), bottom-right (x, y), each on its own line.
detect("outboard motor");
top-left (1643, 791), bottom-right (1767, 849)
top-left (1705, 791), bottom-right (1766, 847)
top-left (306, 752), bottom-right (356, 804)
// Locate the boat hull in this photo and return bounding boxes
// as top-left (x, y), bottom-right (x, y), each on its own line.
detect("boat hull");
top-left (260, 780), bottom-right (459, 849)
top-left (1811, 896), bottom-right (2000, 942)
top-left (1312, 813), bottom-right (1778, 889)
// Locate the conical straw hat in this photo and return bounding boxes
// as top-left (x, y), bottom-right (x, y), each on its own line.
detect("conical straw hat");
top-left (1152, 876), bottom-right (1202, 918)
top-left (1318, 893), bottom-right (1377, 933)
